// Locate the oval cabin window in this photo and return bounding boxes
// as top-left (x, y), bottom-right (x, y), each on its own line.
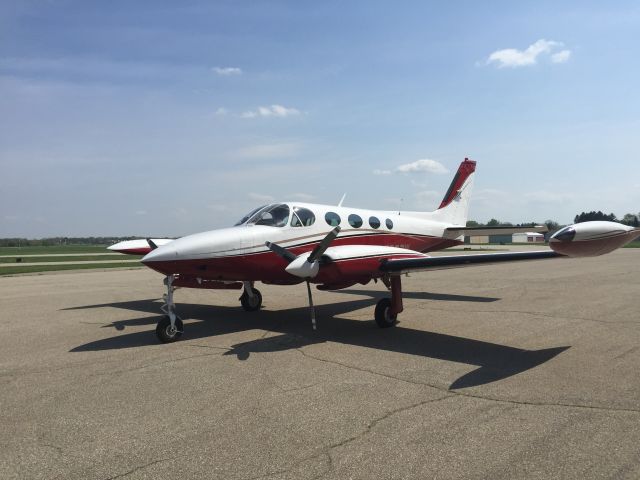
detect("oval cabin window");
top-left (325, 212), bottom-right (341, 227)
top-left (348, 214), bottom-right (363, 228)
top-left (369, 216), bottom-right (381, 229)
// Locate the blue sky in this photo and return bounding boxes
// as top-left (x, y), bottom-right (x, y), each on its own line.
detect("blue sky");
top-left (1, 0), bottom-right (639, 237)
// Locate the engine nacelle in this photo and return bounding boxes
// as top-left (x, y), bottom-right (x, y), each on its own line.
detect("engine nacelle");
top-left (549, 221), bottom-right (640, 257)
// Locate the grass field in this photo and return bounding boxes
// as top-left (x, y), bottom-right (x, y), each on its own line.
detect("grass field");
top-left (0, 244), bottom-right (143, 275)
top-left (0, 255), bottom-right (142, 263)
top-left (0, 262), bottom-right (143, 276)
top-left (0, 245), bottom-right (111, 255)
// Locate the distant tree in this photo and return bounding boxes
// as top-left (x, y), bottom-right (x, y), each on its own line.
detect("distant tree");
top-left (466, 220), bottom-right (481, 227)
top-left (574, 211), bottom-right (618, 223)
top-left (621, 213), bottom-right (640, 227)
top-left (487, 218), bottom-right (500, 227)
top-left (544, 220), bottom-right (561, 233)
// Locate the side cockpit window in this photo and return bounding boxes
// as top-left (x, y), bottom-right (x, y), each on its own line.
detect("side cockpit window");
top-left (246, 204), bottom-right (290, 227)
top-left (291, 207), bottom-right (316, 227)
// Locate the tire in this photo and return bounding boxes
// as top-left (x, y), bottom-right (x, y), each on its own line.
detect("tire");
top-left (240, 288), bottom-right (262, 311)
top-left (156, 316), bottom-right (184, 343)
top-left (375, 298), bottom-right (397, 328)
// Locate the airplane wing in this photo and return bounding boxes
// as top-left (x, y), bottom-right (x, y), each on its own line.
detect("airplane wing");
top-left (443, 225), bottom-right (547, 239)
top-left (107, 238), bottom-right (174, 255)
top-left (379, 250), bottom-right (560, 275)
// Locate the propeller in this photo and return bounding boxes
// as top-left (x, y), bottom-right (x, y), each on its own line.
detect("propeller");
top-left (146, 238), bottom-right (158, 250)
top-left (265, 226), bottom-right (341, 329)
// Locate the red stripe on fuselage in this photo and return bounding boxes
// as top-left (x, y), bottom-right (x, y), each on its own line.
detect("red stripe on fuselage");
top-left (143, 232), bottom-right (460, 284)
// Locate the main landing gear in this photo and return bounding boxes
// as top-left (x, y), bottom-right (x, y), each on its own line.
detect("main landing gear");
top-left (157, 274), bottom-right (183, 343)
top-left (375, 275), bottom-right (403, 328)
top-left (240, 281), bottom-right (262, 311)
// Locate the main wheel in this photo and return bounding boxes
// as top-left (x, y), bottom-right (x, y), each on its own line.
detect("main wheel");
top-left (240, 288), bottom-right (262, 311)
top-left (156, 316), bottom-right (184, 343)
top-left (375, 298), bottom-right (397, 328)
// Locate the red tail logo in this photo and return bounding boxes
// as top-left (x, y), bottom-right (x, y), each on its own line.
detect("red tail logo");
top-left (438, 158), bottom-right (476, 209)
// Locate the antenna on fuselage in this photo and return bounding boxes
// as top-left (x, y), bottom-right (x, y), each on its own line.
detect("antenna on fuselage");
top-left (338, 193), bottom-right (347, 207)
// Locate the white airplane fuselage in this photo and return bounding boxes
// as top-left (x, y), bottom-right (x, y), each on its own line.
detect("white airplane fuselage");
top-left (142, 202), bottom-right (461, 285)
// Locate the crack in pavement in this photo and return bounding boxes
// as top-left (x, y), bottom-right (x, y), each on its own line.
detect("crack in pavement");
top-left (102, 456), bottom-right (178, 480)
top-left (294, 348), bottom-right (640, 414)
top-left (242, 395), bottom-right (452, 480)
top-left (90, 351), bottom-right (226, 378)
top-left (420, 305), bottom-right (640, 326)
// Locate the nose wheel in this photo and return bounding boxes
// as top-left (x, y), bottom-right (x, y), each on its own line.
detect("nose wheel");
top-left (240, 282), bottom-right (262, 311)
top-left (156, 274), bottom-right (183, 343)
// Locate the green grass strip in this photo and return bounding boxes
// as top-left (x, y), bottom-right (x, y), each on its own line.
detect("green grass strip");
top-left (0, 255), bottom-right (142, 263)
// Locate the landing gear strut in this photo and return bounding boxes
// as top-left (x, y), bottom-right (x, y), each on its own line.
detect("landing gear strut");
top-left (240, 281), bottom-right (262, 311)
top-left (157, 275), bottom-right (183, 343)
top-left (375, 275), bottom-right (403, 328)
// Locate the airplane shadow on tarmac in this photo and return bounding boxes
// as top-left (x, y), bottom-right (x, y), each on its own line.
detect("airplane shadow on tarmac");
top-left (66, 291), bottom-right (569, 390)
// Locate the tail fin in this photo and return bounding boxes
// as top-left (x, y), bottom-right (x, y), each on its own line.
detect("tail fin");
top-left (406, 158), bottom-right (476, 225)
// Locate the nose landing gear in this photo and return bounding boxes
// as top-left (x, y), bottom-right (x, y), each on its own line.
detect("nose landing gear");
top-left (156, 274), bottom-right (183, 343)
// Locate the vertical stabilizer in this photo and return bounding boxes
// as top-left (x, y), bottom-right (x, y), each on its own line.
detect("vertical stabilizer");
top-left (405, 158), bottom-right (476, 226)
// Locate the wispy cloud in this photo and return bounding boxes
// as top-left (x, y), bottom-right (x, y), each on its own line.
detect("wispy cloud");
top-left (288, 193), bottom-right (316, 202)
top-left (212, 66), bottom-right (242, 76)
top-left (486, 39), bottom-right (570, 68)
top-left (524, 190), bottom-right (575, 203)
top-left (241, 104), bottom-right (300, 118)
top-left (248, 192), bottom-right (275, 203)
top-left (396, 159), bottom-right (448, 174)
top-left (235, 143), bottom-right (300, 159)
top-left (214, 107), bottom-right (228, 116)
top-left (373, 159), bottom-right (448, 176)
top-left (551, 49), bottom-right (571, 64)
top-left (415, 190), bottom-right (440, 204)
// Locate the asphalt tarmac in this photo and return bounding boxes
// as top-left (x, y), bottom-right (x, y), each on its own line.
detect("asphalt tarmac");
top-left (1, 248), bottom-right (639, 479)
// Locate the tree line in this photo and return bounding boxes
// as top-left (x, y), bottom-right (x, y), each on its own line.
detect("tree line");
top-left (467, 211), bottom-right (640, 233)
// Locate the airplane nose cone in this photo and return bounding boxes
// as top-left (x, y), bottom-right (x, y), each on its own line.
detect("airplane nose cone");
top-left (142, 245), bottom-right (178, 264)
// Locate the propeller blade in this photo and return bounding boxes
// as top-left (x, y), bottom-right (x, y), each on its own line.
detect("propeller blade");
top-left (265, 241), bottom-right (298, 263)
top-left (146, 238), bottom-right (158, 250)
top-left (308, 226), bottom-right (341, 263)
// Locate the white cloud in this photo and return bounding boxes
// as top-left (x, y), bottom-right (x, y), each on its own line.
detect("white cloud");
top-left (241, 104), bottom-right (300, 118)
top-left (214, 107), bottom-right (228, 116)
top-left (373, 169), bottom-right (392, 175)
top-left (396, 159), bottom-right (448, 174)
top-left (486, 39), bottom-right (569, 68)
top-left (212, 66), bottom-right (242, 76)
top-left (551, 49), bottom-right (571, 64)
top-left (248, 192), bottom-right (275, 203)
top-left (235, 143), bottom-right (300, 159)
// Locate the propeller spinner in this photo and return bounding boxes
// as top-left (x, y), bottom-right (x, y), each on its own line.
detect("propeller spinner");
top-left (265, 226), bottom-right (341, 329)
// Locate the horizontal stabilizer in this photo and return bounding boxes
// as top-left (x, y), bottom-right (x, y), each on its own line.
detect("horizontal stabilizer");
top-left (443, 225), bottom-right (547, 240)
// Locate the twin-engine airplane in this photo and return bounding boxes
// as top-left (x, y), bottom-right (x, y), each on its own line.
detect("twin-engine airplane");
top-left (110, 159), bottom-right (640, 343)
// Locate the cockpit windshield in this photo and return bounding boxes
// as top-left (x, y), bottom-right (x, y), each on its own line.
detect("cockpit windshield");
top-left (234, 205), bottom-right (267, 226)
top-left (245, 203), bottom-right (290, 227)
